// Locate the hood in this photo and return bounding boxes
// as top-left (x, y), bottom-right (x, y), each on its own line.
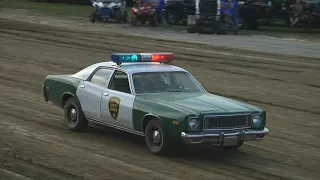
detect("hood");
top-left (138, 92), bottom-right (262, 115)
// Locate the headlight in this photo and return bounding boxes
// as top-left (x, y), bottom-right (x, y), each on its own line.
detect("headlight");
top-left (188, 118), bottom-right (199, 129)
top-left (252, 114), bottom-right (262, 126)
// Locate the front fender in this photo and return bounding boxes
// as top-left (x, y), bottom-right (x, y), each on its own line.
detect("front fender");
top-left (132, 97), bottom-right (190, 139)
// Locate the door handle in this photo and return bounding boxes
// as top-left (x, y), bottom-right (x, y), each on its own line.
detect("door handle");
top-left (80, 85), bottom-right (85, 89)
top-left (103, 93), bottom-right (109, 96)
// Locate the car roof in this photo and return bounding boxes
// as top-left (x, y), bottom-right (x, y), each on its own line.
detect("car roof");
top-left (71, 61), bottom-right (187, 80)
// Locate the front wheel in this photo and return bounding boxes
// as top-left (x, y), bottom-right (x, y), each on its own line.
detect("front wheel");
top-left (144, 119), bottom-right (170, 155)
top-left (64, 97), bottom-right (88, 132)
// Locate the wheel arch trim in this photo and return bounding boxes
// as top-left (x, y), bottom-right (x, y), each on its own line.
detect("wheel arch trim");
top-left (141, 113), bottom-right (163, 134)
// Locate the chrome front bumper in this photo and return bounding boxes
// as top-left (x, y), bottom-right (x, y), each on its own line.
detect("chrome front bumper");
top-left (180, 127), bottom-right (269, 146)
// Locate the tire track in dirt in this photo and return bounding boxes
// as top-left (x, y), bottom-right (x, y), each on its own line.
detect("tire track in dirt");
top-left (2, 26), bottom-right (319, 77)
top-left (1, 33), bottom-right (320, 118)
top-left (0, 96), bottom-right (252, 180)
top-left (1, 15), bottom-right (319, 60)
top-left (1, 19), bottom-right (320, 180)
top-left (0, 168), bottom-right (34, 180)
top-left (0, 95), bottom-right (312, 180)
top-left (1, 25), bottom-right (320, 79)
top-left (2, 27), bottom-right (318, 69)
top-left (1, 18), bottom-right (319, 66)
top-left (2, 26), bottom-right (319, 115)
top-left (1, 26), bottom-right (318, 75)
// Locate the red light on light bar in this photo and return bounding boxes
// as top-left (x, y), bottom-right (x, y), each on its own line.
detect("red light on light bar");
top-left (151, 53), bottom-right (175, 62)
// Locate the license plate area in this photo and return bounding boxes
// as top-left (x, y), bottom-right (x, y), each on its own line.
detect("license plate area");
top-left (223, 136), bottom-right (238, 146)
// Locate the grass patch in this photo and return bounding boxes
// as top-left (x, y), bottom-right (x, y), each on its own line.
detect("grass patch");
top-left (0, 0), bottom-right (92, 17)
top-left (0, 0), bottom-right (183, 30)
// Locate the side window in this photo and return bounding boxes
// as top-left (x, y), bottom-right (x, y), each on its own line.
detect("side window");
top-left (108, 70), bottom-right (131, 94)
top-left (90, 68), bottom-right (113, 86)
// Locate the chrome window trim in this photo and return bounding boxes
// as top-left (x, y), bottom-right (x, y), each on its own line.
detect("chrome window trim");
top-left (86, 66), bottom-right (115, 87)
top-left (107, 67), bottom-right (135, 95)
top-left (130, 70), bottom-right (206, 95)
top-left (84, 65), bottom-right (135, 95)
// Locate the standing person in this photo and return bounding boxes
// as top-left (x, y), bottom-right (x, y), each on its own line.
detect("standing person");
top-left (289, 0), bottom-right (304, 27)
top-left (155, 0), bottom-right (164, 24)
top-left (226, 0), bottom-right (241, 27)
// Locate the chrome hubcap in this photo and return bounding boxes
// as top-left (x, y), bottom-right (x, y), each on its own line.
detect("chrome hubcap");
top-left (70, 108), bottom-right (77, 121)
top-left (152, 130), bottom-right (161, 144)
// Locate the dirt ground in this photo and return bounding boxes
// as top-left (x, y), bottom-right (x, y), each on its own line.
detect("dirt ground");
top-left (0, 8), bottom-right (320, 58)
top-left (0, 12), bottom-right (320, 180)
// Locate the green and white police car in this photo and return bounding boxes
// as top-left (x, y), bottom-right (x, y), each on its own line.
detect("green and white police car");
top-left (42, 52), bottom-right (269, 155)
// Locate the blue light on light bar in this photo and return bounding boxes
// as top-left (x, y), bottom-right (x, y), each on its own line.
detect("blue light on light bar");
top-left (111, 53), bottom-right (141, 64)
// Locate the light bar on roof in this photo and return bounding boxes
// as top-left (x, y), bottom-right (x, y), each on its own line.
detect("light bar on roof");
top-left (110, 53), bottom-right (175, 64)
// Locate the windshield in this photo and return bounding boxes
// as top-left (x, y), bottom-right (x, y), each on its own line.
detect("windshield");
top-left (132, 71), bottom-right (205, 94)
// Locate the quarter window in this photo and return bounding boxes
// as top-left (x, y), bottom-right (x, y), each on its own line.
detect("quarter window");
top-left (108, 70), bottom-right (131, 94)
top-left (90, 68), bottom-right (113, 86)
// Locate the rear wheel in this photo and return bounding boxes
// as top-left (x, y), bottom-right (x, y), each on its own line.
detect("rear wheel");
top-left (131, 15), bottom-right (137, 26)
top-left (123, 10), bottom-right (128, 23)
top-left (150, 14), bottom-right (158, 27)
top-left (116, 10), bottom-right (122, 23)
top-left (144, 119), bottom-right (170, 155)
top-left (187, 25), bottom-right (196, 33)
top-left (64, 97), bottom-right (88, 132)
top-left (187, 15), bottom-right (196, 33)
top-left (90, 11), bottom-right (97, 23)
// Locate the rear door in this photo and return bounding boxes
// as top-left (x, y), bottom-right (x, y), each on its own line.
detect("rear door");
top-left (100, 69), bottom-right (135, 130)
top-left (76, 67), bottom-right (114, 121)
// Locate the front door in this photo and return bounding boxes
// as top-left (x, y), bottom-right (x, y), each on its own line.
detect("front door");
top-left (101, 69), bottom-right (135, 130)
top-left (76, 67), bottom-right (114, 121)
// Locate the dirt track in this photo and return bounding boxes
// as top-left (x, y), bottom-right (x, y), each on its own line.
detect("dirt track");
top-left (1, 15), bottom-right (320, 180)
top-left (1, 8), bottom-right (320, 58)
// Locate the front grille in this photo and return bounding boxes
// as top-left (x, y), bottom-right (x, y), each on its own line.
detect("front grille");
top-left (203, 114), bottom-right (250, 130)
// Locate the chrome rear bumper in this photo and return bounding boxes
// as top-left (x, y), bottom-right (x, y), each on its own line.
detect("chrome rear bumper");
top-left (180, 127), bottom-right (269, 145)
